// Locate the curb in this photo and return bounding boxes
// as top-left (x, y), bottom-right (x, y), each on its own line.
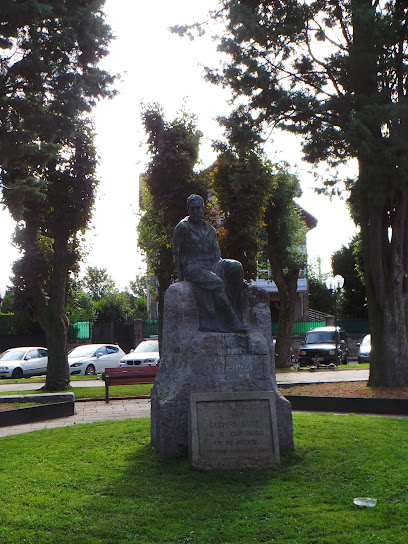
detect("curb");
top-left (0, 393), bottom-right (75, 427)
top-left (285, 395), bottom-right (408, 415)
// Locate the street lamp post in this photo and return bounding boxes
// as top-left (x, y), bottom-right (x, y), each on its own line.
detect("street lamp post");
top-left (325, 275), bottom-right (344, 364)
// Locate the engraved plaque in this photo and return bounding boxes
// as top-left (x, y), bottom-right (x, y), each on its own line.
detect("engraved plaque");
top-left (189, 391), bottom-right (280, 470)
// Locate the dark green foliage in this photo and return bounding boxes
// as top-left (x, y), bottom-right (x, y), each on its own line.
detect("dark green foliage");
top-left (203, 0), bottom-right (408, 386)
top-left (0, 0), bottom-right (115, 390)
top-left (67, 271), bottom-right (147, 325)
top-left (0, 313), bottom-right (42, 335)
top-left (211, 145), bottom-right (306, 367)
top-left (308, 275), bottom-right (335, 315)
top-left (0, 288), bottom-right (14, 314)
top-left (332, 234), bottom-right (367, 319)
top-left (93, 291), bottom-right (147, 323)
top-left (138, 106), bottom-right (208, 339)
top-left (66, 276), bottom-right (96, 323)
top-left (264, 165), bottom-right (306, 274)
top-left (141, 106), bottom-right (205, 227)
top-left (129, 275), bottom-right (148, 298)
top-left (212, 150), bottom-right (269, 280)
top-left (83, 266), bottom-right (115, 301)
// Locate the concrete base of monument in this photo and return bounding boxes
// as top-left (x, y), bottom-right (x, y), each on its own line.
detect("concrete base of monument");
top-left (150, 281), bottom-right (294, 460)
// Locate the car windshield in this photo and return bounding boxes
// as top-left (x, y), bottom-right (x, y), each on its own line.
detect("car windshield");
top-left (69, 345), bottom-right (99, 357)
top-left (361, 335), bottom-right (371, 346)
top-left (305, 331), bottom-right (336, 344)
top-left (0, 349), bottom-right (26, 361)
top-left (135, 340), bottom-right (158, 353)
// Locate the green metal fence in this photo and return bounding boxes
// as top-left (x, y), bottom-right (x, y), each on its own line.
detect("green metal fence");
top-left (67, 320), bottom-right (161, 341)
top-left (271, 319), bottom-right (370, 336)
top-left (271, 321), bottom-right (326, 336)
top-left (338, 319), bottom-right (370, 334)
top-left (68, 321), bottom-right (92, 340)
top-left (143, 319), bottom-right (159, 338)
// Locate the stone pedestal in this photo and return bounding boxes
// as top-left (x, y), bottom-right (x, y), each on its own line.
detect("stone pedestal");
top-left (150, 281), bottom-right (294, 460)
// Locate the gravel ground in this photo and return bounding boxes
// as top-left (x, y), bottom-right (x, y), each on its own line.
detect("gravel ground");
top-left (282, 381), bottom-right (408, 398)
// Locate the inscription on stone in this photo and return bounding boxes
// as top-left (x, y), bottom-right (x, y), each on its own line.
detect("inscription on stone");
top-left (224, 353), bottom-right (261, 381)
top-left (189, 391), bottom-right (280, 470)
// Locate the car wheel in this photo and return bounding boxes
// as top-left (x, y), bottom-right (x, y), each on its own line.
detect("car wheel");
top-left (12, 367), bottom-right (23, 379)
top-left (85, 364), bottom-right (96, 376)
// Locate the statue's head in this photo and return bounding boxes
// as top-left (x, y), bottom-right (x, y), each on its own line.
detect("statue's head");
top-left (187, 194), bottom-right (204, 224)
top-left (187, 194), bottom-right (204, 210)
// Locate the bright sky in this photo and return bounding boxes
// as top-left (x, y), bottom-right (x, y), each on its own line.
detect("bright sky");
top-left (0, 0), bottom-right (357, 295)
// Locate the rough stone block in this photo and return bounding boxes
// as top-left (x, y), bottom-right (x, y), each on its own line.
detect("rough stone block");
top-left (150, 281), bottom-right (294, 459)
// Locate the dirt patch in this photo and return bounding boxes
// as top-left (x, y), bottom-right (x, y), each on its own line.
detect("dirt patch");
top-left (282, 381), bottom-right (408, 399)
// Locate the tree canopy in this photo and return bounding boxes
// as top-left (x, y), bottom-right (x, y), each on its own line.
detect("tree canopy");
top-left (192, 0), bottom-right (408, 386)
top-left (83, 266), bottom-right (116, 301)
top-left (332, 234), bottom-right (367, 319)
top-left (0, 0), bottom-right (115, 390)
top-left (263, 164), bottom-right (307, 367)
top-left (138, 106), bottom-right (208, 340)
top-left (211, 149), bottom-right (269, 280)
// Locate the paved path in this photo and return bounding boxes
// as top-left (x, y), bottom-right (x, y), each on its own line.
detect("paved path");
top-left (0, 368), bottom-right (371, 439)
top-left (277, 368), bottom-right (369, 384)
top-left (0, 398), bottom-right (151, 438)
top-left (0, 378), bottom-right (103, 392)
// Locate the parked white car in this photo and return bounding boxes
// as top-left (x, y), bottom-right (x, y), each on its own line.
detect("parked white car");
top-left (68, 344), bottom-right (125, 376)
top-left (120, 338), bottom-right (159, 367)
top-left (0, 347), bottom-right (48, 379)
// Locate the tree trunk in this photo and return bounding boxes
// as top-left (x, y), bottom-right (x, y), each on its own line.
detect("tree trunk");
top-left (43, 314), bottom-right (70, 390)
top-left (42, 237), bottom-right (70, 391)
top-left (269, 255), bottom-right (299, 368)
top-left (351, 0), bottom-right (408, 386)
top-left (22, 221), bottom-right (71, 390)
top-left (359, 167), bottom-right (408, 386)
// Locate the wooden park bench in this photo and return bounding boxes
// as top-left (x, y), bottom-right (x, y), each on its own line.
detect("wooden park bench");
top-left (102, 366), bottom-right (159, 403)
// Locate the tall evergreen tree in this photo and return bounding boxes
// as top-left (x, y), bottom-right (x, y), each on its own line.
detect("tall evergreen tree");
top-left (211, 127), bottom-right (307, 367)
top-left (189, 0), bottom-right (408, 386)
top-left (332, 234), bottom-right (367, 319)
top-left (211, 109), bottom-right (270, 280)
top-left (0, 0), bottom-right (115, 390)
top-left (138, 106), bottom-right (208, 342)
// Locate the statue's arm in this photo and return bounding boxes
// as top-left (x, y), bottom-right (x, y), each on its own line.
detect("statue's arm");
top-left (211, 227), bottom-right (221, 261)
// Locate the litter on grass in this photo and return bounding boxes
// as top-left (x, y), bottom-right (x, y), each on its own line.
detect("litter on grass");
top-left (353, 497), bottom-right (377, 507)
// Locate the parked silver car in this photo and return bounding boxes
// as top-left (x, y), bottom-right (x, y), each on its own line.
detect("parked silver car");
top-left (68, 344), bottom-right (125, 375)
top-left (0, 347), bottom-right (48, 379)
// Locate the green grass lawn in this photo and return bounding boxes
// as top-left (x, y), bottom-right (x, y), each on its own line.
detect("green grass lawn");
top-left (1, 413), bottom-right (407, 544)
